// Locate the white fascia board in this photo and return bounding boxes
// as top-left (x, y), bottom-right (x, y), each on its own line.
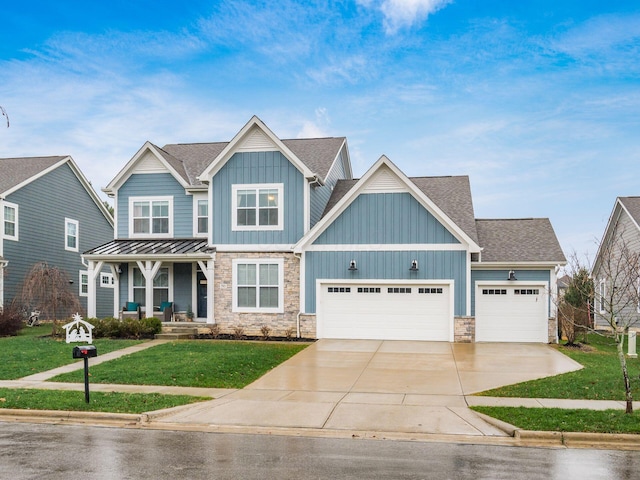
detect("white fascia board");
top-left (83, 253), bottom-right (216, 263)
top-left (295, 155), bottom-right (481, 253)
top-left (324, 138), bottom-right (351, 181)
top-left (471, 261), bottom-right (565, 270)
top-left (214, 244), bottom-right (293, 253)
top-left (306, 243), bottom-right (468, 252)
top-left (197, 116), bottom-right (315, 182)
top-left (103, 142), bottom-right (190, 194)
top-left (2, 156), bottom-right (69, 197)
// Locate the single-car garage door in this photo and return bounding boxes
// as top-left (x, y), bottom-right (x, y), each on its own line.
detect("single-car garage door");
top-left (475, 284), bottom-right (548, 342)
top-left (317, 282), bottom-right (452, 341)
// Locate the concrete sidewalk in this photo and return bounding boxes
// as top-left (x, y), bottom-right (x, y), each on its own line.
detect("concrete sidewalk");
top-left (1, 339), bottom-right (638, 445)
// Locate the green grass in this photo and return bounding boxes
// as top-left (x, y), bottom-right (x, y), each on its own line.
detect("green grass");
top-left (51, 340), bottom-right (308, 388)
top-left (0, 325), bottom-right (143, 380)
top-left (472, 406), bottom-right (640, 434)
top-left (478, 334), bottom-right (640, 401)
top-left (0, 387), bottom-right (210, 414)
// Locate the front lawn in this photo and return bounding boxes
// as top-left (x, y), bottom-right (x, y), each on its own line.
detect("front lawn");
top-left (478, 334), bottom-right (640, 401)
top-left (472, 406), bottom-right (640, 434)
top-left (0, 325), bottom-right (143, 380)
top-left (0, 387), bottom-right (210, 414)
top-left (51, 340), bottom-right (308, 388)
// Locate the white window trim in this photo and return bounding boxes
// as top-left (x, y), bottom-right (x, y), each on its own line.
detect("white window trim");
top-left (232, 258), bottom-right (284, 313)
top-left (193, 193), bottom-right (209, 238)
top-left (128, 265), bottom-right (173, 308)
top-left (128, 196), bottom-right (173, 238)
top-left (3, 201), bottom-right (19, 241)
top-left (598, 279), bottom-right (606, 314)
top-left (65, 218), bottom-right (79, 252)
top-left (231, 183), bottom-right (283, 231)
top-left (79, 270), bottom-right (89, 297)
top-left (100, 272), bottom-right (114, 288)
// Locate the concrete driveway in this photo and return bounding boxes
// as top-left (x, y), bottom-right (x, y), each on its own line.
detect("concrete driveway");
top-left (155, 339), bottom-right (582, 436)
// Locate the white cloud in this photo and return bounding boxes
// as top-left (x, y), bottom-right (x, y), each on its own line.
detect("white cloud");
top-left (297, 108), bottom-right (332, 138)
top-left (368, 0), bottom-right (454, 34)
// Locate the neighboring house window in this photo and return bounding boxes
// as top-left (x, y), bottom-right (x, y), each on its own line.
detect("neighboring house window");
top-left (598, 279), bottom-right (606, 314)
top-left (132, 267), bottom-right (170, 307)
top-left (100, 273), bottom-right (114, 288)
top-left (3, 202), bottom-right (18, 241)
top-left (232, 184), bottom-right (283, 231)
top-left (194, 196), bottom-right (208, 236)
top-left (129, 197), bottom-right (172, 237)
top-left (65, 218), bottom-right (79, 252)
top-left (79, 271), bottom-right (89, 297)
top-left (232, 258), bottom-right (284, 312)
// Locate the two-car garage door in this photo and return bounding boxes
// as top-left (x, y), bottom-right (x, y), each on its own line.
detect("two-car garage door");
top-left (475, 284), bottom-right (548, 343)
top-left (317, 282), bottom-right (452, 341)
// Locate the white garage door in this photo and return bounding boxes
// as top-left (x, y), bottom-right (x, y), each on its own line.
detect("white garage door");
top-left (318, 282), bottom-right (452, 341)
top-left (475, 285), bottom-right (548, 342)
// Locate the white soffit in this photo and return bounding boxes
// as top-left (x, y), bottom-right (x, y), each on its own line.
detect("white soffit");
top-left (134, 150), bottom-right (167, 174)
top-left (362, 166), bottom-right (408, 193)
top-left (238, 126), bottom-right (278, 152)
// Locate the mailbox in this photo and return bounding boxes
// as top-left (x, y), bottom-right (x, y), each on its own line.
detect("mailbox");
top-left (72, 345), bottom-right (97, 359)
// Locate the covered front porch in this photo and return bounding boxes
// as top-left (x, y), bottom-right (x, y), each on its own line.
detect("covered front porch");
top-left (83, 239), bottom-right (217, 323)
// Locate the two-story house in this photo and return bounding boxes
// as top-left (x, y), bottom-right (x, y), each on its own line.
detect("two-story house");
top-left (84, 116), bottom-right (566, 342)
top-left (0, 156), bottom-right (114, 317)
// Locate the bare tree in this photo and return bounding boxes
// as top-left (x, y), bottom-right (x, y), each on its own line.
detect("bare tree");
top-left (20, 262), bottom-right (82, 336)
top-left (591, 222), bottom-right (640, 414)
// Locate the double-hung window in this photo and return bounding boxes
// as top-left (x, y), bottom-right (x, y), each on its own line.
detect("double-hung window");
top-left (129, 197), bottom-right (172, 237)
top-left (233, 258), bottom-right (284, 313)
top-left (65, 218), bottom-right (79, 252)
top-left (3, 202), bottom-right (18, 241)
top-left (79, 271), bottom-right (89, 297)
top-left (232, 184), bottom-right (283, 231)
top-left (194, 195), bottom-right (208, 237)
top-left (132, 266), bottom-right (170, 307)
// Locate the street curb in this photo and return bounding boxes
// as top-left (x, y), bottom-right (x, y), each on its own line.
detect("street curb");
top-left (0, 408), bottom-right (146, 425)
top-left (515, 429), bottom-right (640, 449)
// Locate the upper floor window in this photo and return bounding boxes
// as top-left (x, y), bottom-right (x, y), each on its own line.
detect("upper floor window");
top-left (232, 184), bottom-right (283, 231)
top-left (194, 196), bottom-right (208, 237)
top-left (3, 202), bottom-right (18, 241)
top-left (65, 218), bottom-right (79, 252)
top-left (129, 197), bottom-right (172, 237)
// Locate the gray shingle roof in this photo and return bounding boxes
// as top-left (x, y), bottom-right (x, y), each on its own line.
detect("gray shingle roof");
top-left (0, 156), bottom-right (67, 194)
top-left (157, 137), bottom-right (346, 187)
top-left (476, 218), bottom-right (566, 263)
top-left (618, 197), bottom-right (640, 227)
top-left (322, 175), bottom-right (479, 244)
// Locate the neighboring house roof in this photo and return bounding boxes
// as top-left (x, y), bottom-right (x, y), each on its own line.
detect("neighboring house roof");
top-left (0, 156), bottom-right (67, 194)
top-left (475, 218), bottom-right (566, 263)
top-left (323, 175), bottom-right (479, 245)
top-left (617, 196), bottom-right (640, 230)
top-left (0, 155), bottom-right (113, 226)
top-left (83, 239), bottom-right (215, 259)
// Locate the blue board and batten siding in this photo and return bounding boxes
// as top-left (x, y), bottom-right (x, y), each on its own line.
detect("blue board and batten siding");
top-left (3, 163), bottom-right (114, 317)
top-left (314, 193), bottom-right (460, 245)
top-left (309, 146), bottom-right (349, 228)
top-left (211, 152), bottom-right (305, 244)
top-left (117, 173), bottom-right (193, 238)
top-left (305, 192), bottom-right (467, 315)
top-left (470, 270), bottom-right (552, 316)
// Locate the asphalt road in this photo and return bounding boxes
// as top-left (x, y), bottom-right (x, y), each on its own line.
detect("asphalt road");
top-left (0, 422), bottom-right (638, 479)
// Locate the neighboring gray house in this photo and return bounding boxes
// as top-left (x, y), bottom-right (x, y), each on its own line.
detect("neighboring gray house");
top-left (592, 196), bottom-right (640, 329)
top-left (0, 156), bottom-right (114, 317)
top-left (84, 116), bottom-right (566, 342)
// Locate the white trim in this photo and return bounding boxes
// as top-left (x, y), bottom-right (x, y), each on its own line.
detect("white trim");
top-left (79, 270), bottom-right (89, 297)
top-left (306, 243), bottom-right (468, 252)
top-left (100, 272), bottom-right (114, 288)
top-left (65, 218), bottom-right (79, 252)
top-left (232, 258), bottom-right (284, 313)
top-left (128, 196), bottom-right (173, 238)
top-left (231, 183), bottom-right (284, 231)
top-left (472, 262), bottom-right (563, 270)
top-left (215, 244), bottom-right (293, 252)
top-left (128, 263), bottom-right (173, 309)
top-left (192, 193), bottom-right (209, 238)
top-left (2, 201), bottom-right (18, 241)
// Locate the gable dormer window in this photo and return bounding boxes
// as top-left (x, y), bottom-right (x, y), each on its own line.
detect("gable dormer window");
top-left (232, 184), bottom-right (283, 231)
top-left (129, 196), bottom-right (173, 237)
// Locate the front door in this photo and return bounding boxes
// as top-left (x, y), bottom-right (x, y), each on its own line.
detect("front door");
top-left (197, 271), bottom-right (207, 318)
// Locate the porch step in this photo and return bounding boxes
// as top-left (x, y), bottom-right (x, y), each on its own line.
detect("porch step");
top-left (155, 325), bottom-right (199, 340)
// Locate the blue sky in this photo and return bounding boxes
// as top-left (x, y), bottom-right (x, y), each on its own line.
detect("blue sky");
top-left (2, 0), bottom-right (639, 260)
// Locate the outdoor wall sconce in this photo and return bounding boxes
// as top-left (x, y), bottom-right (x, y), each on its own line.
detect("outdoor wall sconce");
top-left (409, 259), bottom-right (419, 271)
top-left (348, 259), bottom-right (358, 271)
top-left (508, 270), bottom-right (517, 281)
top-left (116, 264), bottom-right (123, 274)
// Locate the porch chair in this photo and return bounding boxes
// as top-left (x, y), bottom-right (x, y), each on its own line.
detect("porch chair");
top-left (156, 301), bottom-right (174, 322)
top-left (120, 302), bottom-right (142, 320)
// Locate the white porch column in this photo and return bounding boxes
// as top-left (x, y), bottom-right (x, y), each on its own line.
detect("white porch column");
top-left (136, 260), bottom-right (162, 318)
top-left (198, 254), bottom-right (216, 324)
top-left (86, 260), bottom-right (103, 318)
top-left (110, 264), bottom-right (120, 317)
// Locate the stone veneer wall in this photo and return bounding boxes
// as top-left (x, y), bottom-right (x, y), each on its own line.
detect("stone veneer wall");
top-left (548, 317), bottom-right (558, 344)
top-left (454, 316), bottom-right (475, 342)
top-left (214, 252), bottom-right (301, 337)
